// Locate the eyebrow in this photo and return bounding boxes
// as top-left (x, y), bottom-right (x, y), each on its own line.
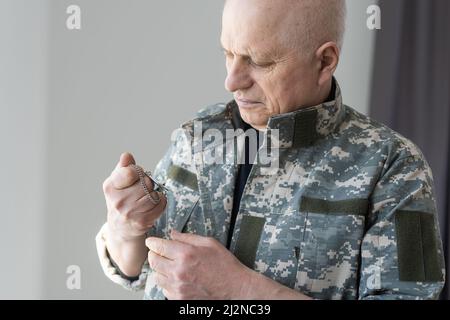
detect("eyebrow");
top-left (220, 45), bottom-right (274, 62)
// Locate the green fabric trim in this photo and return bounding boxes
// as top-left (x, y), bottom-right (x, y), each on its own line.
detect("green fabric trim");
top-left (300, 196), bottom-right (368, 216)
top-left (395, 210), bottom-right (442, 282)
top-left (234, 215), bottom-right (266, 269)
top-left (167, 165), bottom-right (198, 191)
top-left (293, 109), bottom-right (318, 148)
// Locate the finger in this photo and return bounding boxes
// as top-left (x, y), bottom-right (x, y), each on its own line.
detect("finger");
top-left (107, 181), bottom-right (144, 205)
top-left (132, 201), bottom-right (166, 229)
top-left (145, 237), bottom-right (187, 260)
top-left (115, 152), bottom-right (136, 170)
top-left (134, 189), bottom-right (166, 213)
top-left (126, 199), bottom-right (165, 232)
top-left (170, 230), bottom-right (211, 246)
top-left (133, 175), bottom-right (155, 205)
top-left (109, 175), bottom-right (155, 205)
top-left (147, 250), bottom-right (173, 276)
top-left (140, 175), bottom-right (154, 192)
top-left (111, 166), bottom-right (140, 190)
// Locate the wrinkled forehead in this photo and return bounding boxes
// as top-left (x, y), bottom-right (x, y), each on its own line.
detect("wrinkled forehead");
top-left (221, 0), bottom-right (294, 57)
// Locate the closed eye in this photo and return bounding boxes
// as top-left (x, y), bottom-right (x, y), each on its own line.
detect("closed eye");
top-left (222, 47), bottom-right (275, 69)
top-left (246, 57), bottom-right (275, 69)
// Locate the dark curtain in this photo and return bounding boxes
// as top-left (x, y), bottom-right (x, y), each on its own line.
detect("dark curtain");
top-left (369, 0), bottom-right (450, 299)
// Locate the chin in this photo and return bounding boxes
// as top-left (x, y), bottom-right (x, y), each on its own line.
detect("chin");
top-left (241, 112), bottom-right (268, 130)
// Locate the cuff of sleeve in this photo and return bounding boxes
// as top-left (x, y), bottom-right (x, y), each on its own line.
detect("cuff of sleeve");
top-left (95, 223), bottom-right (149, 292)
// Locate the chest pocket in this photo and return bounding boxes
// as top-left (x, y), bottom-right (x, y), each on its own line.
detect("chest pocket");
top-left (158, 165), bottom-right (200, 235)
top-left (252, 209), bottom-right (305, 289)
top-left (296, 196), bottom-right (368, 299)
top-left (252, 196), bottom-right (368, 294)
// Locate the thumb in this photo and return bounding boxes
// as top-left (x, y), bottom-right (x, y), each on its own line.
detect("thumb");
top-left (115, 152), bottom-right (136, 170)
top-left (170, 230), bottom-right (210, 246)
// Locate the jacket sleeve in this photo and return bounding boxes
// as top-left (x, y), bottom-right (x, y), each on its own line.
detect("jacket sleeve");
top-left (95, 223), bottom-right (150, 291)
top-left (358, 152), bottom-right (446, 300)
top-left (95, 126), bottom-right (195, 293)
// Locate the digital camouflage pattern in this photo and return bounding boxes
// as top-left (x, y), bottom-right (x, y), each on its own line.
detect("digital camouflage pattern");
top-left (96, 80), bottom-right (445, 300)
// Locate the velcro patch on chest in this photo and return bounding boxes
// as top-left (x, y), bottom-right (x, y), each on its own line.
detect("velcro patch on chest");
top-left (167, 165), bottom-right (198, 191)
top-left (300, 196), bottom-right (369, 216)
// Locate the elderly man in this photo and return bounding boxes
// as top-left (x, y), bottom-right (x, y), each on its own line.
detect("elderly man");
top-left (96, 0), bottom-right (445, 300)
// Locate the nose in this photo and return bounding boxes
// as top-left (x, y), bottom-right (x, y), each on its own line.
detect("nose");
top-left (224, 58), bottom-right (253, 93)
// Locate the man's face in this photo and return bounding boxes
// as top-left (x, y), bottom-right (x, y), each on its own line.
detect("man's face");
top-left (221, 0), bottom-right (321, 130)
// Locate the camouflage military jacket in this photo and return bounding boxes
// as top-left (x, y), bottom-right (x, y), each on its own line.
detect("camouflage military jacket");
top-left (96, 81), bottom-right (445, 300)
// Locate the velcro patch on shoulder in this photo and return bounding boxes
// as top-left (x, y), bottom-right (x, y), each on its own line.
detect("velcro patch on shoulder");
top-left (300, 196), bottom-right (369, 216)
top-left (395, 210), bottom-right (442, 282)
top-left (167, 165), bottom-right (198, 191)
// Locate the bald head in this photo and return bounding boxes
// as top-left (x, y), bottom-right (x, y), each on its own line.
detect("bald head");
top-left (223, 0), bottom-right (346, 56)
top-left (221, 0), bottom-right (344, 130)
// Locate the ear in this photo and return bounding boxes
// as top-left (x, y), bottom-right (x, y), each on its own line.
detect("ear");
top-left (314, 42), bottom-right (340, 86)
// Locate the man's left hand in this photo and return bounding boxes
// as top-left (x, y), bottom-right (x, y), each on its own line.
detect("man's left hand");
top-left (145, 230), bottom-right (252, 300)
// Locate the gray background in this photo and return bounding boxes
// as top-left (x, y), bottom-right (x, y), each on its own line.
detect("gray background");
top-left (0, 0), bottom-right (377, 299)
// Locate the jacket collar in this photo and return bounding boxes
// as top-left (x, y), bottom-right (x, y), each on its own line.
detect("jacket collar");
top-left (228, 78), bottom-right (345, 149)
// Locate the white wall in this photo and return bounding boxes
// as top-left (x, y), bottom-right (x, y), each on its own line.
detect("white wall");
top-left (0, 0), bottom-right (49, 299)
top-left (336, 0), bottom-right (378, 115)
top-left (0, 0), bottom-right (377, 299)
top-left (44, 0), bottom-right (228, 299)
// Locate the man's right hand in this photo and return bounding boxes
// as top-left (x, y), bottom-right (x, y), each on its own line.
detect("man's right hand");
top-left (103, 152), bottom-right (167, 241)
top-left (102, 152), bottom-right (167, 277)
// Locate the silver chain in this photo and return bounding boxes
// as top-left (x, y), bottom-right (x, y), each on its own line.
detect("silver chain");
top-left (131, 164), bottom-right (161, 205)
